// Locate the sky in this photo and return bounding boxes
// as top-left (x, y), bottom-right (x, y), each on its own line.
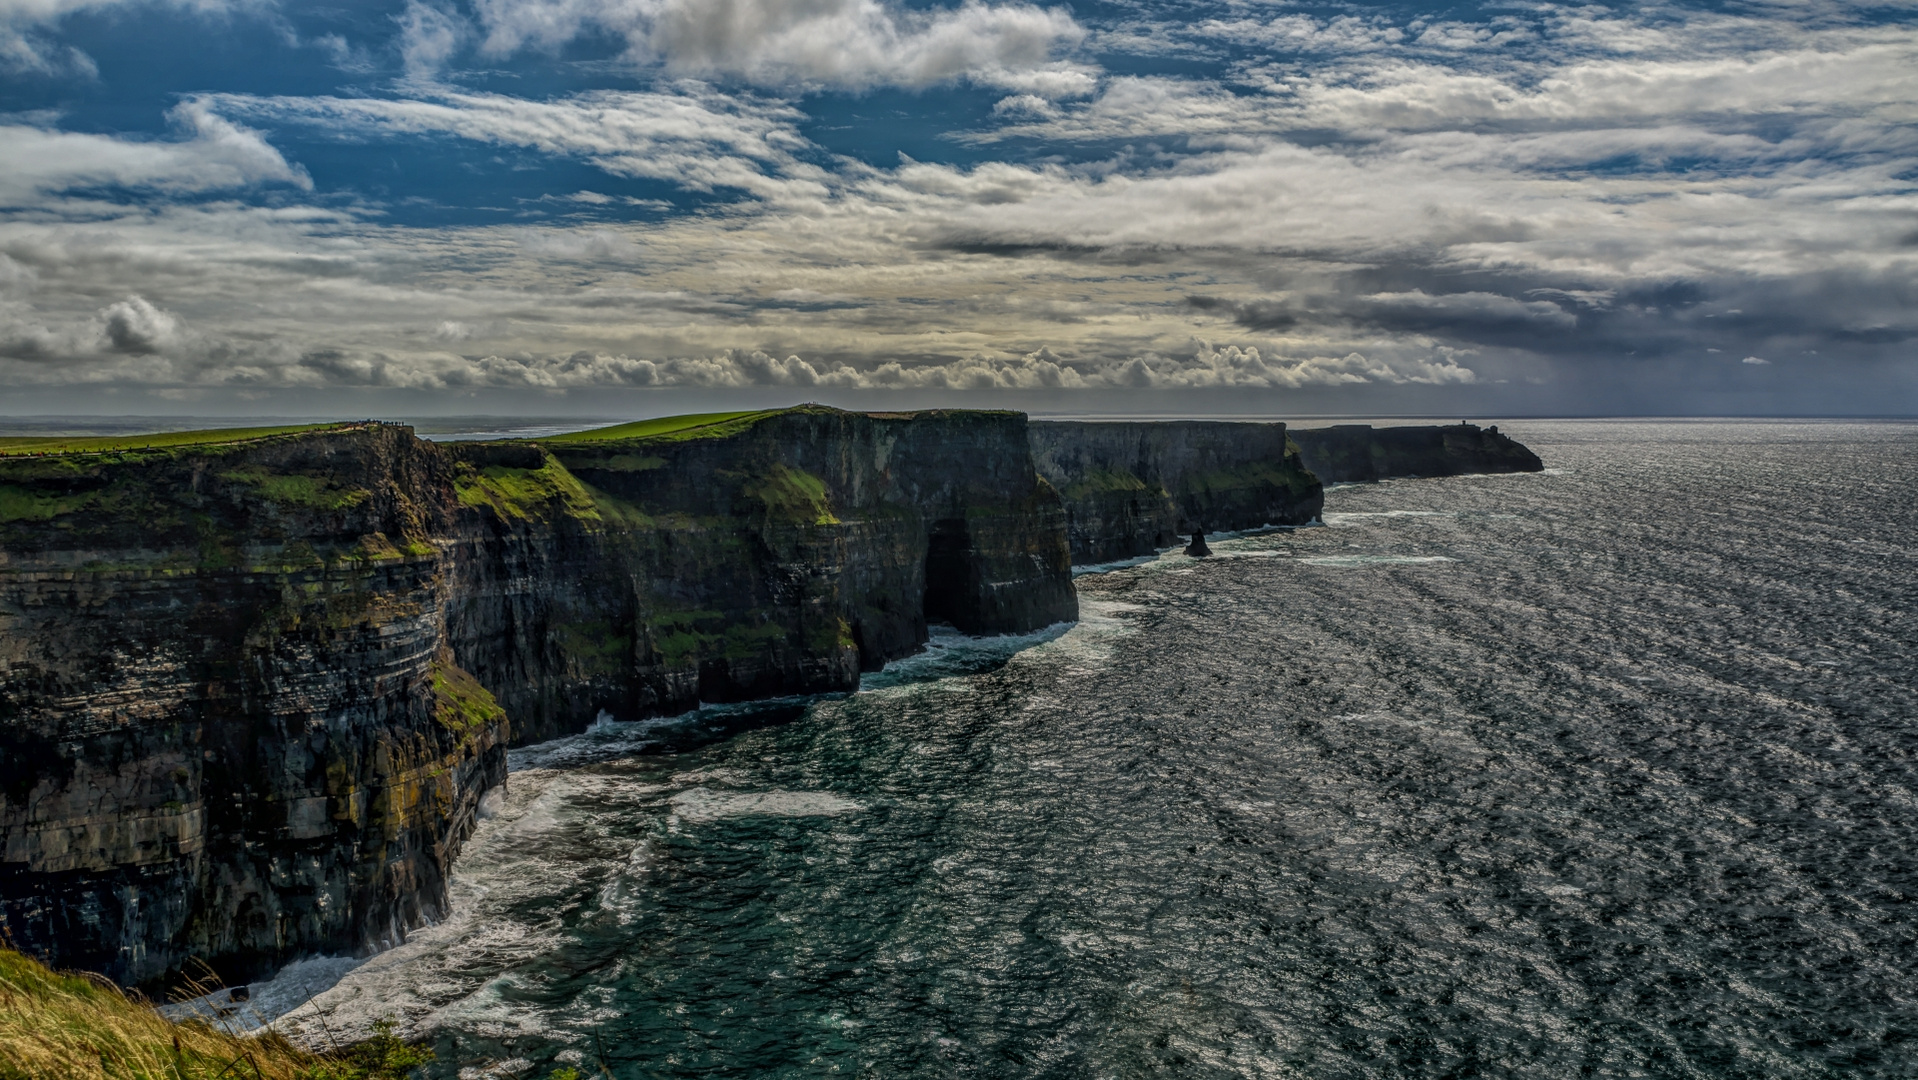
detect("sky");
top-left (0, 0), bottom-right (1914, 419)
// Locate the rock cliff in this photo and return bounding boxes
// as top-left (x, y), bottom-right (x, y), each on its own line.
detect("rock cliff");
top-left (0, 407), bottom-right (1075, 989)
top-left (1290, 423), bottom-right (1544, 483)
top-left (1027, 421), bottom-right (1324, 564)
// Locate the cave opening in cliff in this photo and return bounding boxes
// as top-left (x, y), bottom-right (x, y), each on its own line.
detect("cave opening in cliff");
top-left (922, 518), bottom-right (975, 630)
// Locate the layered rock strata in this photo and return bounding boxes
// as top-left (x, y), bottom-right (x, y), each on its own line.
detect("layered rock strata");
top-left (0, 407), bottom-right (1075, 988)
top-left (1290, 423), bottom-right (1544, 483)
top-left (1027, 421), bottom-right (1324, 564)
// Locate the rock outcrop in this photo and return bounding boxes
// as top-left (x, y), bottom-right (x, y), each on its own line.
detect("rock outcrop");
top-left (0, 423), bottom-right (501, 993)
top-left (0, 407), bottom-right (1075, 989)
top-left (1290, 423), bottom-right (1543, 483)
top-left (1027, 421), bottom-right (1323, 564)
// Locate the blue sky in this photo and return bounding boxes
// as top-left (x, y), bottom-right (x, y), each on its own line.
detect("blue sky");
top-left (1, 0), bottom-right (1914, 417)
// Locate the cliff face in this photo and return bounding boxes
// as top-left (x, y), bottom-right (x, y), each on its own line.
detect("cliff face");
top-left (1290, 423), bottom-right (1544, 483)
top-left (0, 424), bottom-right (505, 991)
top-left (449, 407), bottom-right (1078, 744)
top-left (0, 408), bottom-right (1076, 988)
top-left (1027, 421), bottom-right (1324, 564)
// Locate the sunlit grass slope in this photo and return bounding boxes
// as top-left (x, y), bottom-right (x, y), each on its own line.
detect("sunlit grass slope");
top-left (545, 409), bottom-right (785, 443)
top-left (0, 424), bottom-right (341, 456)
top-left (0, 947), bottom-right (590, 1080)
top-left (0, 948), bottom-right (320, 1080)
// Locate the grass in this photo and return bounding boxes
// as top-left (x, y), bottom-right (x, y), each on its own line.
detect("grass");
top-left (545, 410), bottom-right (781, 444)
top-left (0, 484), bottom-right (96, 523)
top-left (221, 470), bottom-right (374, 513)
top-left (0, 424), bottom-right (343, 457)
top-left (429, 659), bottom-right (508, 743)
top-left (0, 947), bottom-right (321, 1079)
top-left (452, 455), bottom-right (602, 523)
top-left (1059, 467), bottom-right (1155, 502)
top-left (0, 947), bottom-right (600, 1079)
top-left (742, 464), bottom-right (838, 525)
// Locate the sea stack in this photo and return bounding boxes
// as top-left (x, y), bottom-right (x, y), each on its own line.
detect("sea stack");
top-left (1185, 530), bottom-right (1211, 557)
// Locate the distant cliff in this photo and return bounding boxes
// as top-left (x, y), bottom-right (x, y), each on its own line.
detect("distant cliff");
top-left (1290, 423), bottom-right (1543, 483)
top-left (1028, 421), bottom-right (1324, 564)
top-left (0, 407), bottom-right (1075, 989)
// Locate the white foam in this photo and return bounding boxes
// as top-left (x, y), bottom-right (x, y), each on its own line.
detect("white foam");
top-left (1300, 554), bottom-right (1458, 567)
top-left (856, 622), bottom-right (1073, 692)
top-left (508, 697), bottom-right (815, 773)
top-left (1322, 510), bottom-right (1453, 526)
top-left (1072, 553), bottom-right (1160, 576)
top-left (667, 787), bottom-right (863, 823)
top-left (160, 953), bottom-right (365, 1034)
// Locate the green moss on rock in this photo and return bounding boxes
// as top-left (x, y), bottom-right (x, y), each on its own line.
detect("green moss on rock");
top-left (430, 659), bottom-right (507, 743)
top-left (0, 484), bottom-right (96, 523)
top-left (1060, 467), bottom-right (1155, 501)
top-left (453, 454), bottom-right (599, 523)
top-left (741, 463), bottom-right (838, 525)
top-left (222, 469), bottom-right (373, 512)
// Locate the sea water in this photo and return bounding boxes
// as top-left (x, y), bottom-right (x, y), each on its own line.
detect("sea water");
top-left (272, 420), bottom-right (1918, 1078)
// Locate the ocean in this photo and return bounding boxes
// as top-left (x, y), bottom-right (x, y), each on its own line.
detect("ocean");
top-left (262, 420), bottom-right (1918, 1079)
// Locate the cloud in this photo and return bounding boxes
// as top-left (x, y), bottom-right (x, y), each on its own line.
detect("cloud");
top-left (210, 342), bottom-right (1471, 392)
top-left (208, 85), bottom-right (813, 196)
top-left (100, 295), bottom-right (179, 353)
top-left (468, 0), bottom-right (1091, 94)
top-left (396, 0), bottom-right (469, 79)
top-left (1742, 355), bottom-right (1769, 364)
top-left (0, 0), bottom-right (251, 75)
top-left (1, 1), bottom-right (1913, 413)
top-left (0, 101), bottom-right (310, 205)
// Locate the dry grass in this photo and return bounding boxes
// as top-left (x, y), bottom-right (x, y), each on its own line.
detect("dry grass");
top-left (0, 949), bottom-right (320, 1080)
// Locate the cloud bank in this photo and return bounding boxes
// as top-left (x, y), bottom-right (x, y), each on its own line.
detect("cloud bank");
top-left (1, 0), bottom-right (1913, 414)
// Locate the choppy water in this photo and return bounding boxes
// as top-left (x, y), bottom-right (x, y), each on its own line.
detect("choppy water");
top-left (276, 421), bottom-right (1918, 1079)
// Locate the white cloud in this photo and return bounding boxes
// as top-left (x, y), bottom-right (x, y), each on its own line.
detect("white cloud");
top-left (1742, 355), bottom-right (1769, 364)
top-left (396, 0), bottom-right (469, 79)
top-left (209, 85), bottom-right (815, 196)
top-left (0, 0), bottom-right (252, 74)
top-left (468, 0), bottom-right (1090, 94)
top-left (0, 101), bottom-right (310, 205)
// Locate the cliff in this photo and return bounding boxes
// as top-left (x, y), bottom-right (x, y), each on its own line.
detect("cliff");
top-left (1027, 421), bottom-right (1324, 564)
top-left (0, 407), bottom-right (1075, 990)
top-left (448, 407), bottom-right (1077, 744)
top-left (1289, 423), bottom-right (1543, 483)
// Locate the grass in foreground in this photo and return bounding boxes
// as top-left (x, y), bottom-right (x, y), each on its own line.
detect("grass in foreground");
top-left (0, 424), bottom-right (342, 457)
top-left (0, 948), bottom-right (603, 1080)
top-left (0, 948), bottom-right (321, 1079)
top-left (544, 410), bottom-right (780, 443)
